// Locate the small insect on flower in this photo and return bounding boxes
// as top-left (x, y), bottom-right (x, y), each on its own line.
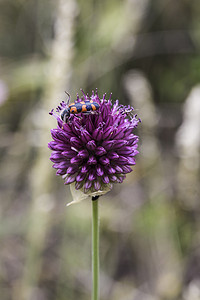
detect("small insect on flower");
top-left (61, 91), bottom-right (100, 123)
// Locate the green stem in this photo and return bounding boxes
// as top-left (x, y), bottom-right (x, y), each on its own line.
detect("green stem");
top-left (92, 196), bottom-right (99, 300)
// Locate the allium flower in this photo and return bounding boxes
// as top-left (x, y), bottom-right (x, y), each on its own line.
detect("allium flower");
top-left (48, 90), bottom-right (140, 196)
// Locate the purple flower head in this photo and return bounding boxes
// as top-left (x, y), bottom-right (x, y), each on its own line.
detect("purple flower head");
top-left (48, 90), bottom-right (140, 195)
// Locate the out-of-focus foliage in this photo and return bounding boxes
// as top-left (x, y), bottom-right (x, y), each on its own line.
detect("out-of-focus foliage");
top-left (0, 0), bottom-right (200, 300)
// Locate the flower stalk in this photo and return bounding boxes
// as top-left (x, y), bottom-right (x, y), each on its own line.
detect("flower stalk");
top-left (92, 196), bottom-right (99, 300)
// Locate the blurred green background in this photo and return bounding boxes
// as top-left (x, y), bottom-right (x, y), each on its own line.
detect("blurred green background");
top-left (0, 0), bottom-right (200, 299)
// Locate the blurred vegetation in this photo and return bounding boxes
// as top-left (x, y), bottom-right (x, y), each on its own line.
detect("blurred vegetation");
top-left (0, 0), bottom-right (200, 300)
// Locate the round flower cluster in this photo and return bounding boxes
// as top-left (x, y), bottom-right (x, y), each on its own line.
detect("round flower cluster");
top-left (48, 91), bottom-right (140, 194)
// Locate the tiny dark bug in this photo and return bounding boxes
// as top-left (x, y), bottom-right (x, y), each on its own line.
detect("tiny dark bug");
top-left (61, 92), bottom-right (100, 123)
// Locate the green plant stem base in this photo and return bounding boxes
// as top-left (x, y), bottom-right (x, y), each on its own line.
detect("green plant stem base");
top-left (92, 196), bottom-right (99, 300)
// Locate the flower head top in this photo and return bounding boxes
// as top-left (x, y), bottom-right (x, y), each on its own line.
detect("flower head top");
top-left (48, 90), bottom-right (140, 195)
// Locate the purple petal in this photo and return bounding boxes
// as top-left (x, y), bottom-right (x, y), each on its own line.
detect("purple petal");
top-left (76, 172), bottom-right (86, 182)
top-left (53, 161), bottom-right (69, 169)
top-left (131, 142), bottom-right (139, 150)
top-left (105, 166), bottom-right (116, 174)
top-left (75, 181), bottom-right (83, 190)
top-left (70, 137), bottom-right (82, 148)
top-left (83, 181), bottom-right (92, 192)
top-left (99, 156), bottom-right (110, 165)
top-left (124, 127), bottom-right (134, 136)
top-left (70, 156), bottom-right (83, 164)
top-left (102, 140), bottom-right (115, 151)
top-left (62, 123), bottom-right (73, 132)
top-left (88, 156), bottom-right (97, 165)
top-left (126, 134), bottom-right (138, 144)
top-left (102, 175), bottom-right (109, 184)
top-left (55, 143), bottom-right (71, 151)
top-left (94, 181), bottom-right (101, 191)
top-left (95, 113), bottom-right (103, 124)
top-left (129, 150), bottom-right (139, 157)
top-left (77, 149), bottom-right (89, 158)
top-left (95, 146), bottom-right (107, 156)
top-left (86, 117), bottom-right (95, 132)
top-left (50, 157), bottom-right (63, 163)
top-left (50, 151), bottom-right (62, 160)
top-left (56, 169), bottom-right (66, 175)
top-left (70, 121), bottom-right (81, 135)
top-left (111, 128), bottom-right (125, 139)
top-left (128, 139), bottom-right (139, 147)
top-left (116, 175), bottom-right (126, 183)
top-left (102, 105), bottom-right (110, 119)
top-left (104, 115), bottom-right (114, 127)
top-left (81, 164), bottom-right (90, 173)
top-left (92, 128), bottom-right (103, 141)
top-left (86, 140), bottom-right (97, 151)
top-left (57, 118), bottom-right (64, 128)
top-left (62, 150), bottom-right (77, 159)
top-left (88, 170), bottom-right (96, 181)
top-left (110, 175), bottom-right (117, 182)
top-left (102, 126), bottom-right (114, 139)
top-left (112, 165), bottom-right (123, 173)
top-left (113, 140), bottom-right (128, 149)
top-left (66, 166), bottom-right (79, 174)
top-left (96, 165), bottom-right (104, 176)
top-left (51, 129), bottom-right (73, 142)
top-left (80, 129), bottom-right (92, 143)
top-left (125, 133), bottom-right (136, 140)
top-left (64, 174), bottom-right (76, 184)
top-left (117, 156), bottom-right (129, 163)
top-left (117, 146), bottom-right (135, 155)
top-left (107, 151), bottom-right (119, 160)
top-left (121, 165), bottom-right (132, 173)
top-left (118, 116), bottom-right (125, 125)
top-left (127, 157), bottom-right (136, 165)
top-left (48, 141), bottom-right (58, 150)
